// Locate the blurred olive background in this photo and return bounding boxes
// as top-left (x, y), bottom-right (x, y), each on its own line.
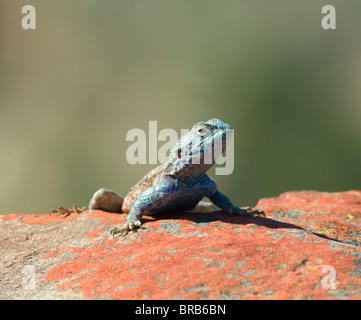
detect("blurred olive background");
top-left (1, 0), bottom-right (360, 214)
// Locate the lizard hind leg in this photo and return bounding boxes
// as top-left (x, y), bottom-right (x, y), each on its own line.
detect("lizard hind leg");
top-left (89, 188), bottom-right (124, 213)
top-left (185, 201), bottom-right (218, 213)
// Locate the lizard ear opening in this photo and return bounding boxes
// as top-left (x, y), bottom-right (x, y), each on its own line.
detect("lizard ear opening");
top-left (177, 148), bottom-right (182, 159)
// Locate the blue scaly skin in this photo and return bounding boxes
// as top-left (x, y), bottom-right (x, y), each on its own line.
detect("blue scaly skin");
top-left (89, 119), bottom-right (265, 237)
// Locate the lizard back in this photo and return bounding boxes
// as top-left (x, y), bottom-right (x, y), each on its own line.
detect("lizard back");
top-left (122, 164), bottom-right (167, 212)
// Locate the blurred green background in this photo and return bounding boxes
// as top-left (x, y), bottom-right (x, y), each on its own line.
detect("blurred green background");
top-left (1, 0), bottom-right (360, 214)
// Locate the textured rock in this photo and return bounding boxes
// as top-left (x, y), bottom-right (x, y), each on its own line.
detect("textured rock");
top-left (1, 191), bottom-right (361, 300)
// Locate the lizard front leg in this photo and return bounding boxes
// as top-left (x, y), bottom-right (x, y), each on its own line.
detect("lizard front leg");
top-left (209, 190), bottom-right (265, 217)
top-left (110, 205), bottom-right (143, 237)
top-left (110, 187), bottom-right (160, 237)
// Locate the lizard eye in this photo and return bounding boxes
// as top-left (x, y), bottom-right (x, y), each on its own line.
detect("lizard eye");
top-left (196, 126), bottom-right (208, 137)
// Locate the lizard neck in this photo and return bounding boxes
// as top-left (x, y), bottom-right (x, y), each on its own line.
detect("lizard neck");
top-left (164, 162), bottom-right (207, 187)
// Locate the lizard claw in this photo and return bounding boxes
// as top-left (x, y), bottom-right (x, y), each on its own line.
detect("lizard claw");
top-left (250, 209), bottom-right (266, 217)
top-left (230, 207), bottom-right (265, 217)
top-left (49, 205), bottom-right (86, 217)
top-left (110, 220), bottom-right (142, 237)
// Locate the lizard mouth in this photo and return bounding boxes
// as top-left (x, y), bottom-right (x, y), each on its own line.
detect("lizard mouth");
top-left (189, 126), bottom-right (233, 163)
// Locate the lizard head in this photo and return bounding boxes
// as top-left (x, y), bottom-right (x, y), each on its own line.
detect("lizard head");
top-left (167, 119), bottom-right (233, 178)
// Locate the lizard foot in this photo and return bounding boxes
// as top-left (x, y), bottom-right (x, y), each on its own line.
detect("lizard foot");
top-left (49, 205), bottom-right (87, 217)
top-left (230, 206), bottom-right (265, 217)
top-left (110, 220), bottom-right (142, 237)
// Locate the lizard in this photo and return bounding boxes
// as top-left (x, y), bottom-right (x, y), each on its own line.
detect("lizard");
top-left (88, 118), bottom-right (265, 237)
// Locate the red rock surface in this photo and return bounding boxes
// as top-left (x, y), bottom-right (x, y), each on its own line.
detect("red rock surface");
top-left (1, 191), bottom-right (361, 300)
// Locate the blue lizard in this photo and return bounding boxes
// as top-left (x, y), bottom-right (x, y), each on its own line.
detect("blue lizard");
top-left (89, 119), bottom-right (265, 236)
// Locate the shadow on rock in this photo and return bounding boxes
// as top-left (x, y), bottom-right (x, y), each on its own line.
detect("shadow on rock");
top-left (144, 209), bottom-right (341, 243)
